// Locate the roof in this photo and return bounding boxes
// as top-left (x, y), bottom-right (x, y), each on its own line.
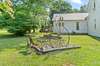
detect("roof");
top-left (52, 13), bottom-right (88, 21)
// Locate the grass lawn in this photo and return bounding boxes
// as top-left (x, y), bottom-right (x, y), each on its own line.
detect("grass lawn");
top-left (0, 30), bottom-right (100, 66)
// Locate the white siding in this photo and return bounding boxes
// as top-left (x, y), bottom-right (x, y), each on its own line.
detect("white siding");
top-left (88, 0), bottom-right (100, 37)
top-left (53, 20), bottom-right (88, 34)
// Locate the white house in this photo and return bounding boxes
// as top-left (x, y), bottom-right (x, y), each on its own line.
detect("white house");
top-left (88, 0), bottom-right (100, 37)
top-left (52, 13), bottom-right (88, 34)
top-left (52, 0), bottom-right (100, 37)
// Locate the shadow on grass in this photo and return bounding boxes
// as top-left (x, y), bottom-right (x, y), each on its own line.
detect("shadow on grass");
top-left (42, 50), bottom-right (71, 61)
top-left (17, 45), bottom-right (32, 55)
top-left (0, 33), bottom-right (28, 53)
top-left (0, 34), bottom-right (25, 39)
top-left (90, 35), bottom-right (100, 41)
top-left (0, 31), bottom-right (34, 56)
top-left (0, 33), bottom-right (35, 56)
top-left (19, 49), bottom-right (31, 55)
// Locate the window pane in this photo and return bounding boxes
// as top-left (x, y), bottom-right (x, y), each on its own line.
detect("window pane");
top-left (76, 22), bottom-right (79, 30)
top-left (62, 22), bottom-right (64, 26)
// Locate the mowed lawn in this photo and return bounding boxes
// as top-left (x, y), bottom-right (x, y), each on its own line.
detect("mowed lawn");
top-left (0, 30), bottom-right (100, 66)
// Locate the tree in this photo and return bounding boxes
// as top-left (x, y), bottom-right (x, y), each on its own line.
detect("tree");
top-left (49, 0), bottom-right (73, 24)
top-left (0, 0), bottom-right (14, 19)
top-left (51, 0), bottom-right (72, 13)
top-left (80, 5), bottom-right (87, 13)
top-left (72, 9), bottom-right (80, 13)
top-left (0, 13), bottom-right (10, 29)
top-left (0, 0), bottom-right (50, 35)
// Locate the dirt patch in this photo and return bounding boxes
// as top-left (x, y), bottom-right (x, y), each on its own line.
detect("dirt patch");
top-left (62, 63), bottom-right (75, 66)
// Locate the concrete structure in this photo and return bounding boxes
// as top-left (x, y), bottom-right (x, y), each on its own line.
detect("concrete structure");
top-left (52, 13), bottom-right (88, 34)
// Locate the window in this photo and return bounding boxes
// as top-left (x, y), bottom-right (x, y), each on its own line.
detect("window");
top-left (62, 22), bottom-right (64, 26)
top-left (94, 23), bottom-right (96, 29)
top-left (56, 23), bottom-right (58, 26)
top-left (94, 19), bottom-right (96, 29)
top-left (59, 22), bottom-right (61, 27)
top-left (85, 17), bottom-right (87, 20)
top-left (59, 17), bottom-right (62, 20)
top-left (93, 1), bottom-right (96, 10)
top-left (61, 17), bottom-right (63, 20)
top-left (76, 22), bottom-right (79, 30)
top-left (59, 17), bottom-right (63, 21)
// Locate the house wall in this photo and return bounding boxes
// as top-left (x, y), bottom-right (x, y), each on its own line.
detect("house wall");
top-left (53, 20), bottom-right (88, 34)
top-left (88, 0), bottom-right (100, 37)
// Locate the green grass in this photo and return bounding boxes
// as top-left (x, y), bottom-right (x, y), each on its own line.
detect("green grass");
top-left (0, 30), bottom-right (100, 66)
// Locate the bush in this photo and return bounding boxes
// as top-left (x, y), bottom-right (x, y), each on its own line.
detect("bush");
top-left (8, 28), bottom-right (26, 36)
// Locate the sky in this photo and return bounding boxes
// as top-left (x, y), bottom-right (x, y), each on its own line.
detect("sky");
top-left (67, 0), bottom-right (89, 9)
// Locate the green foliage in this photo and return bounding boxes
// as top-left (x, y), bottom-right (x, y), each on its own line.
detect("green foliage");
top-left (51, 0), bottom-right (72, 13)
top-left (7, 7), bottom-right (39, 35)
top-left (0, 0), bottom-right (49, 35)
top-left (0, 0), bottom-right (14, 18)
top-left (72, 9), bottom-right (80, 13)
top-left (49, 0), bottom-right (73, 23)
top-left (0, 13), bottom-right (11, 29)
top-left (80, 5), bottom-right (87, 13)
top-left (0, 0), bottom-right (73, 35)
